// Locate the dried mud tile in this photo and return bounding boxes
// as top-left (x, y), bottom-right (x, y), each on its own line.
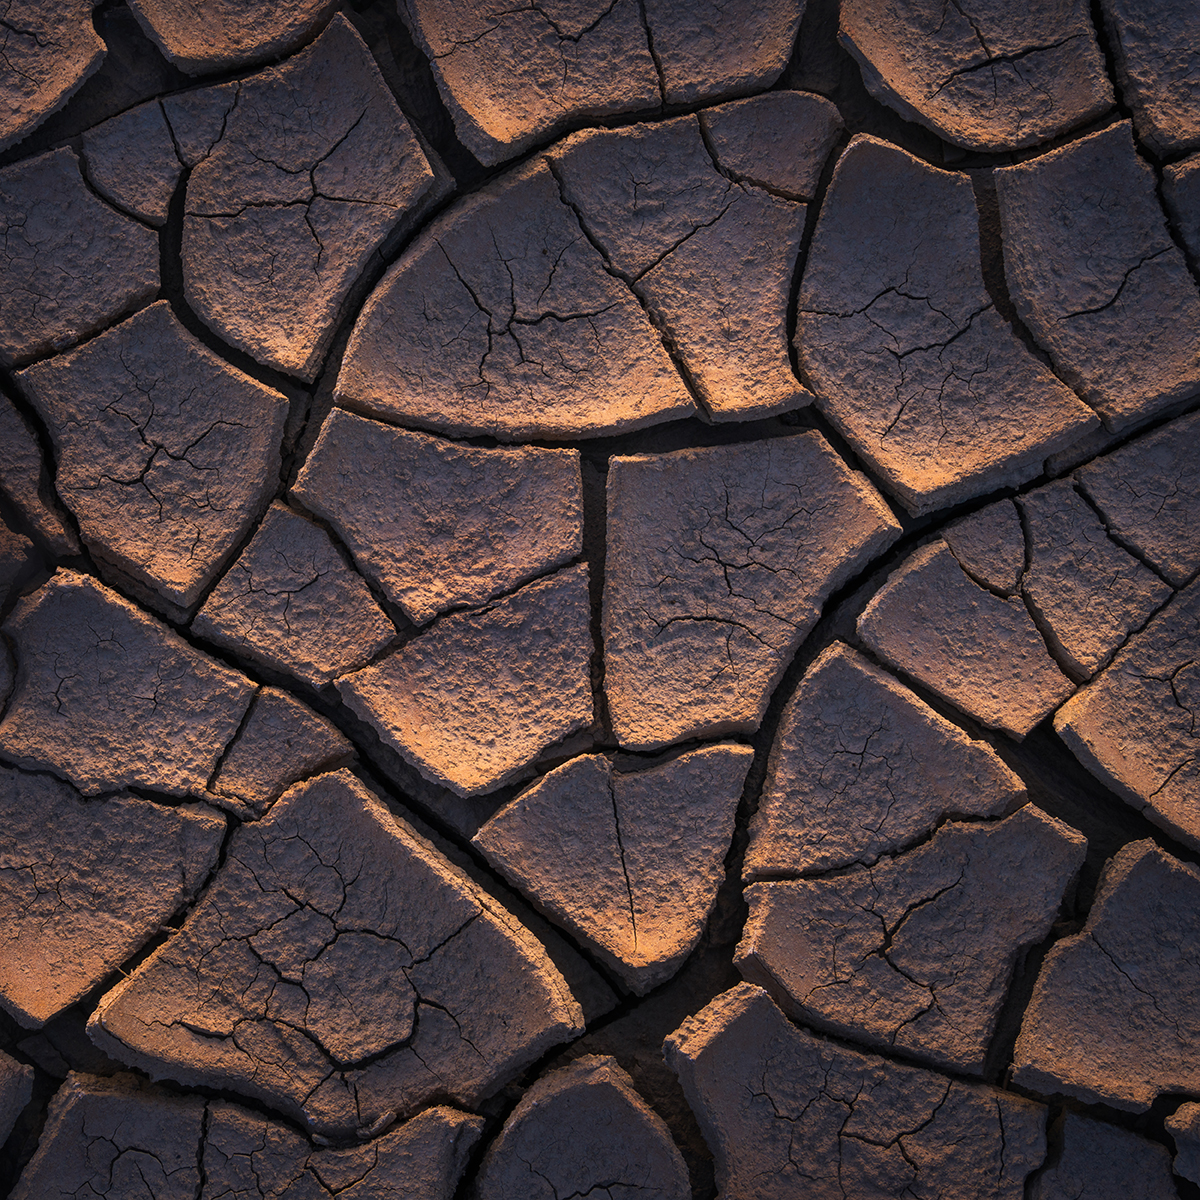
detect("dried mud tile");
top-left (1019, 479), bottom-right (1172, 680)
top-left (474, 1056), bottom-right (689, 1200)
top-left (798, 136), bottom-right (1096, 515)
top-left (160, 82), bottom-right (239, 168)
top-left (80, 99), bottom-right (182, 228)
top-left (1054, 580), bottom-right (1200, 849)
top-left (18, 302), bottom-right (288, 617)
top-left (338, 566), bottom-right (593, 797)
top-left (1168, 1103), bottom-right (1200, 1186)
top-left (398, 0), bottom-right (659, 167)
top-left (858, 541), bottom-right (1075, 739)
top-left (0, 571), bottom-right (255, 796)
top-left (0, 517), bottom-right (34, 610)
top-left (1029, 1112), bottom-right (1177, 1200)
top-left (209, 687), bottom-right (353, 819)
top-left (337, 157), bottom-right (694, 440)
top-left (604, 433), bottom-right (900, 750)
top-left (0, 0), bottom-right (105, 154)
top-left (0, 765), bottom-right (225, 1028)
top-left (699, 90), bottom-right (843, 202)
top-left (292, 409), bottom-right (583, 624)
top-left (182, 15), bottom-right (444, 382)
top-left (996, 121), bottom-right (1200, 431)
top-left (473, 744), bottom-right (753, 994)
top-left (738, 806), bottom-right (1086, 1074)
top-left (942, 499), bottom-right (1025, 596)
top-left (744, 642), bottom-right (1026, 880)
top-left (192, 501), bottom-right (395, 688)
top-left (664, 983), bottom-right (1047, 1200)
top-left (1099, 0), bottom-right (1200, 155)
top-left (0, 147), bottom-right (159, 368)
top-left (127, 0), bottom-right (338, 74)
top-left (0, 1050), bottom-right (32, 1148)
top-left (1014, 840), bottom-right (1200, 1111)
top-left (0, 391), bottom-right (78, 558)
top-left (1076, 408), bottom-right (1200, 589)
top-left (87, 770), bottom-right (584, 1137)
top-left (1164, 152), bottom-right (1200, 262)
top-left (839, 0), bottom-right (1111, 150)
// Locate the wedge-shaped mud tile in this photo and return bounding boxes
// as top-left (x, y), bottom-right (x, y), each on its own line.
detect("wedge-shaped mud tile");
top-left (129, 0), bottom-right (339, 73)
top-left (182, 15), bottom-right (445, 381)
top-left (1099, 0), bottom-right (1200, 154)
top-left (699, 91), bottom-right (843, 201)
top-left (605, 434), bottom-right (899, 750)
top-left (0, 518), bottom-right (33, 613)
top-left (551, 116), bottom-right (809, 421)
top-left (997, 122), bottom-right (1200, 431)
top-left (839, 0), bottom-right (1111, 150)
top-left (474, 744), bottom-right (753, 994)
top-left (664, 983), bottom-right (1046, 1200)
top-left (88, 770), bottom-right (583, 1137)
top-left (193, 501), bottom-right (395, 687)
top-left (1055, 581), bottom-right (1200, 848)
top-left (338, 158), bottom-right (694, 440)
top-left (19, 303), bottom-right (288, 618)
top-left (0, 765), bottom-right (224, 1028)
top-left (942, 500), bottom-right (1025, 595)
top-left (744, 642), bottom-right (1025, 879)
top-left (1015, 840), bottom-right (1200, 1110)
top-left (81, 99), bottom-right (183, 227)
top-left (1164, 153), bottom-right (1200, 261)
top-left (858, 541), bottom-right (1075, 738)
top-left (209, 687), bottom-right (353, 819)
top-left (0, 391), bottom-right (78, 557)
top-left (1168, 1103), bottom-right (1200, 1186)
top-left (474, 1056), bottom-right (689, 1200)
top-left (1076, 409), bottom-right (1200, 588)
top-left (798, 135), bottom-right (1097, 514)
top-left (1019, 481), bottom-right (1171, 680)
top-left (0, 0), bottom-right (105, 153)
top-left (0, 148), bottom-right (159, 367)
top-left (293, 409), bottom-right (583, 623)
top-left (340, 566), bottom-right (593, 797)
top-left (0, 1050), bottom-right (32, 1147)
top-left (1029, 1112), bottom-right (1177, 1200)
top-left (738, 805), bottom-right (1085, 1074)
top-left (0, 571), bottom-right (256, 796)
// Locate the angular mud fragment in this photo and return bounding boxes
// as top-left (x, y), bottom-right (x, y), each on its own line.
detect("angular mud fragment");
top-left (183, 15), bottom-right (445, 381)
top-left (744, 642), bottom-right (1025, 879)
top-left (0, 571), bottom-right (256, 796)
top-left (1029, 1112), bottom-right (1177, 1200)
top-left (0, 1050), bottom-right (32, 1147)
top-left (88, 770), bottom-right (584, 1137)
top-left (81, 100), bottom-right (182, 228)
top-left (1076, 409), bottom-right (1200, 588)
top-left (399, 0), bottom-right (659, 167)
top-left (161, 81), bottom-right (239, 167)
top-left (0, 148), bottom-right (159, 367)
top-left (996, 122), bottom-right (1200, 431)
top-left (1055, 581), bottom-right (1200, 848)
top-left (193, 501), bottom-right (395, 687)
top-left (1163, 152), bottom-right (1200, 261)
top-left (839, 0), bottom-right (1111, 150)
top-left (1099, 0), bottom-right (1200, 155)
top-left (129, 0), bottom-right (339, 73)
top-left (209, 687), bottom-right (353, 819)
top-left (0, 392), bottom-right (78, 557)
top-left (699, 90), bottom-right (843, 201)
top-left (0, 0), bottom-right (105, 153)
top-left (1168, 1103), bottom-right (1200, 1186)
top-left (0, 518), bottom-right (33, 610)
top-left (474, 743), bottom-right (753, 993)
top-left (1015, 840), bottom-right (1200, 1110)
top-left (551, 117), bottom-right (810, 421)
top-left (0, 765), bottom-right (225, 1027)
top-left (19, 303), bottom-right (288, 618)
top-left (799, 136), bottom-right (1096, 514)
top-left (293, 409), bottom-right (583, 624)
top-left (339, 566), bottom-right (593, 797)
top-left (942, 500), bottom-right (1025, 596)
top-left (738, 806), bottom-right (1086, 1073)
top-left (605, 434), bottom-right (899, 749)
top-left (474, 1056), bottom-right (688, 1200)
top-left (665, 983), bottom-right (1047, 1200)
top-left (858, 541), bottom-right (1075, 738)
top-left (338, 158), bottom-right (694, 440)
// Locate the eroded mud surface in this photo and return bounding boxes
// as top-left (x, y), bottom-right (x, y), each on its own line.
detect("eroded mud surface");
top-left (1, 1), bottom-right (1199, 1197)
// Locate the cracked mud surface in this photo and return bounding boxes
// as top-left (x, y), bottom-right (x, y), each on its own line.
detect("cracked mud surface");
top-left (1, 1), bottom-right (1200, 1197)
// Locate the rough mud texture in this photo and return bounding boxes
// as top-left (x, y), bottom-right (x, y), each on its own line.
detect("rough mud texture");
top-left (5, 6), bottom-right (1200, 1198)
